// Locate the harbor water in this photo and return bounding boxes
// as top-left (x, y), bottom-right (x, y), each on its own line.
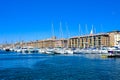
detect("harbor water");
top-left (0, 52), bottom-right (120, 80)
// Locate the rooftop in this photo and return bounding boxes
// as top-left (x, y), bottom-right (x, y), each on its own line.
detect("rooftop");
top-left (107, 30), bottom-right (120, 33)
top-left (70, 33), bottom-right (108, 39)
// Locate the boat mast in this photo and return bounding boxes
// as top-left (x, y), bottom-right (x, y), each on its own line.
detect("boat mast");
top-left (91, 24), bottom-right (94, 48)
top-left (52, 23), bottom-right (55, 37)
top-left (85, 24), bottom-right (88, 35)
top-left (66, 23), bottom-right (70, 48)
top-left (51, 23), bottom-right (55, 48)
top-left (78, 24), bottom-right (81, 48)
top-left (85, 24), bottom-right (88, 48)
top-left (60, 21), bottom-right (64, 48)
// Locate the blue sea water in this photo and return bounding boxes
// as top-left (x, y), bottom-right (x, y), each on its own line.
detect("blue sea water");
top-left (0, 52), bottom-right (120, 80)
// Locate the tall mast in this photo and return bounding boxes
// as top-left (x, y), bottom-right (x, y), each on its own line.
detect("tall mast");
top-left (60, 21), bottom-right (63, 39)
top-left (85, 24), bottom-right (88, 35)
top-left (90, 24), bottom-right (94, 35)
top-left (91, 24), bottom-right (94, 47)
top-left (85, 24), bottom-right (88, 48)
top-left (51, 23), bottom-right (55, 37)
top-left (66, 23), bottom-right (70, 48)
top-left (60, 21), bottom-right (64, 47)
top-left (78, 24), bottom-right (81, 48)
top-left (66, 23), bottom-right (70, 38)
top-left (79, 24), bottom-right (81, 36)
top-left (51, 23), bottom-right (55, 48)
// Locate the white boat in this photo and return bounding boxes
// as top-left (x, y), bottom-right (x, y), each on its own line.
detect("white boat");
top-left (54, 48), bottom-right (66, 54)
top-left (9, 48), bottom-right (14, 51)
top-left (74, 48), bottom-right (82, 54)
top-left (16, 48), bottom-right (22, 53)
top-left (38, 48), bottom-right (46, 53)
top-left (58, 50), bottom-right (66, 54)
top-left (45, 48), bottom-right (55, 54)
top-left (99, 50), bottom-right (108, 54)
top-left (27, 47), bottom-right (38, 53)
top-left (3, 47), bottom-right (10, 52)
top-left (21, 47), bottom-right (28, 53)
top-left (65, 49), bottom-right (74, 54)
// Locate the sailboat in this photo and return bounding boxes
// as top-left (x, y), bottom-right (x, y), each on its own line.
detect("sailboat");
top-left (54, 22), bottom-right (67, 54)
top-left (64, 23), bottom-right (74, 54)
top-left (73, 24), bottom-right (82, 54)
top-left (45, 23), bottom-right (55, 54)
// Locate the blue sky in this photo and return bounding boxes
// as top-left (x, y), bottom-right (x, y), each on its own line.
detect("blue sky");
top-left (0, 0), bottom-right (120, 43)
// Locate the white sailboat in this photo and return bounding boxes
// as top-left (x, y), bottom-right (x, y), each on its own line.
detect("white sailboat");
top-left (54, 22), bottom-right (66, 54)
top-left (65, 23), bottom-right (74, 54)
top-left (73, 24), bottom-right (82, 54)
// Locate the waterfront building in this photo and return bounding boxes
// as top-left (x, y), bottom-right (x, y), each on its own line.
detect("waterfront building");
top-left (69, 33), bottom-right (109, 48)
top-left (69, 30), bottom-right (120, 48)
top-left (26, 41), bottom-right (37, 48)
top-left (108, 30), bottom-right (120, 47)
top-left (21, 37), bottom-right (67, 48)
top-left (36, 39), bottom-right (67, 48)
top-left (38, 39), bottom-right (56, 48)
top-left (55, 39), bottom-right (67, 48)
top-left (23, 40), bottom-right (55, 48)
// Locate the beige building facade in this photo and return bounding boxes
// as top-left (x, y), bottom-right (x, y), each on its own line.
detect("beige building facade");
top-left (108, 31), bottom-right (120, 47)
top-left (20, 39), bottom-right (67, 48)
top-left (69, 33), bottom-right (110, 48)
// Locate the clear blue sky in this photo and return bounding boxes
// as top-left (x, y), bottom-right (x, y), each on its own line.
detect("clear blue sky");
top-left (0, 0), bottom-right (120, 43)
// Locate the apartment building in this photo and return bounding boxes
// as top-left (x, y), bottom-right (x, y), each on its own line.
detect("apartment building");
top-left (69, 33), bottom-right (110, 48)
top-left (108, 30), bottom-right (120, 47)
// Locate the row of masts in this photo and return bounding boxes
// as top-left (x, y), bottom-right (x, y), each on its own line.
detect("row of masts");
top-left (51, 22), bottom-right (102, 38)
top-left (51, 22), bottom-right (99, 48)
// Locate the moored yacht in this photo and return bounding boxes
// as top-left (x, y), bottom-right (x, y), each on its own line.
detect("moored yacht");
top-left (38, 48), bottom-right (46, 53)
top-left (45, 48), bottom-right (55, 54)
top-left (54, 48), bottom-right (66, 54)
top-left (65, 48), bottom-right (74, 54)
top-left (21, 47), bottom-right (28, 53)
